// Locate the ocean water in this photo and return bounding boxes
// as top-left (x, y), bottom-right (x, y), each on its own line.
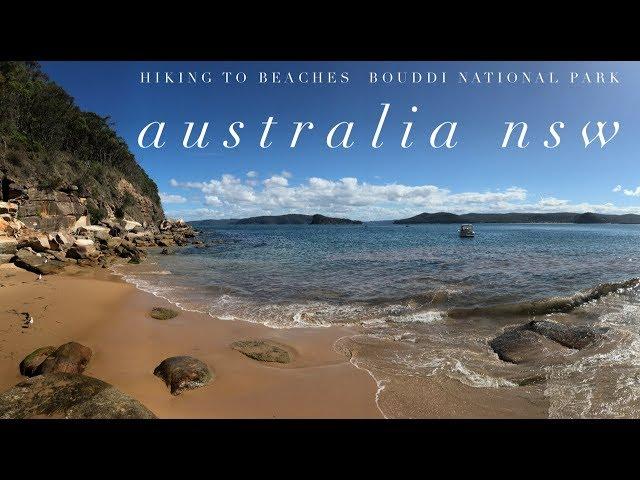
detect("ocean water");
top-left (114, 222), bottom-right (640, 418)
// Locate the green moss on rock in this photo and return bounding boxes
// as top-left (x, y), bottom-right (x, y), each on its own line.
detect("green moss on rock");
top-left (150, 307), bottom-right (179, 320)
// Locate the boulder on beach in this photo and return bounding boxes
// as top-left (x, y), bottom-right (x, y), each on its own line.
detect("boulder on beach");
top-left (12, 248), bottom-right (66, 275)
top-left (17, 232), bottom-right (51, 252)
top-left (19, 346), bottom-right (56, 376)
top-left (153, 356), bottom-right (213, 395)
top-left (35, 341), bottom-right (92, 375)
top-left (231, 340), bottom-right (292, 364)
top-left (0, 373), bottom-right (156, 419)
top-left (150, 307), bottom-right (179, 320)
top-left (65, 238), bottom-right (98, 259)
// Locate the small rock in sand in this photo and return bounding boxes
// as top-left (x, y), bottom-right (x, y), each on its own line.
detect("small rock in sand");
top-left (231, 339), bottom-right (292, 364)
top-left (150, 307), bottom-right (179, 320)
top-left (153, 356), bottom-right (213, 395)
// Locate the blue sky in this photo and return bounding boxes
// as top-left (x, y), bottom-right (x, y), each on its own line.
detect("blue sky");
top-left (41, 61), bottom-right (640, 220)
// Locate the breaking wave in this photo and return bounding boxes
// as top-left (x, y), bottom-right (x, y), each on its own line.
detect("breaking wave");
top-left (448, 278), bottom-right (640, 319)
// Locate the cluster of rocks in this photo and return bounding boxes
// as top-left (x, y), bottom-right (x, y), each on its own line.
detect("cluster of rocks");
top-left (1, 200), bottom-right (201, 274)
top-left (0, 331), bottom-right (299, 417)
top-left (0, 340), bottom-right (156, 419)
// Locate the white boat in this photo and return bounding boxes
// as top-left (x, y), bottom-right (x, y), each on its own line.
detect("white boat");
top-left (459, 224), bottom-right (475, 238)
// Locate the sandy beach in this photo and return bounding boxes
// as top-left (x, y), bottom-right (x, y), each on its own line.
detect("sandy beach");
top-left (0, 263), bottom-right (382, 419)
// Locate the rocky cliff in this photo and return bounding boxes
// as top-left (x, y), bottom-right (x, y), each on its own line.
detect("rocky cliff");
top-left (0, 61), bottom-right (163, 229)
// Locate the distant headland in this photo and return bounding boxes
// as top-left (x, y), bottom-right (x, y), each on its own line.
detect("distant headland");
top-left (196, 211), bottom-right (640, 225)
top-left (202, 214), bottom-right (363, 225)
top-left (393, 212), bottom-right (640, 224)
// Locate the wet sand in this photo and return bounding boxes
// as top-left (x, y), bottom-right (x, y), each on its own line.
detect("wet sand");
top-left (0, 264), bottom-right (382, 418)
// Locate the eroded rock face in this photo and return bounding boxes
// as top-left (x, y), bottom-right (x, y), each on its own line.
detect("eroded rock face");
top-left (16, 189), bottom-right (87, 232)
top-left (231, 340), bottom-right (292, 364)
top-left (35, 342), bottom-right (92, 375)
top-left (0, 237), bottom-right (17, 255)
top-left (0, 373), bottom-right (156, 419)
top-left (0, 201), bottom-right (18, 215)
top-left (0, 216), bottom-right (22, 236)
top-left (153, 356), bottom-right (213, 395)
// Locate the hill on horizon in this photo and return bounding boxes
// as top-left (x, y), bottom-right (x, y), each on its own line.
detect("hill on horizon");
top-left (197, 213), bottom-right (363, 225)
top-left (393, 211), bottom-right (640, 224)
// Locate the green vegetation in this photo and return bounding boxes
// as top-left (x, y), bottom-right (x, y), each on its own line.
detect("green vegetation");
top-left (0, 61), bottom-right (163, 222)
top-left (150, 307), bottom-right (179, 320)
top-left (86, 199), bottom-right (108, 224)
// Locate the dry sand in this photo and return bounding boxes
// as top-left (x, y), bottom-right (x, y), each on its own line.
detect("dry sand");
top-left (0, 263), bottom-right (382, 418)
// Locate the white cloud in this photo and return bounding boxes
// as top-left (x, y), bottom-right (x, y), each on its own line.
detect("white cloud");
top-left (246, 171), bottom-right (258, 178)
top-left (538, 197), bottom-right (569, 207)
top-left (168, 173), bottom-right (640, 221)
top-left (263, 175), bottom-right (289, 187)
top-left (159, 192), bottom-right (187, 204)
top-left (613, 185), bottom-right (623, 193)
top-left (204, 195), bottom-right (222, 206)
top-left (623, 187), bottom-right (640, 197)
top-left (281, 170), bottom-right (292, 178)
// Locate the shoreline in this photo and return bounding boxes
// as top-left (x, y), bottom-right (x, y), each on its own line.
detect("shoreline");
top-left (0, 263), bottom-right (382, 418)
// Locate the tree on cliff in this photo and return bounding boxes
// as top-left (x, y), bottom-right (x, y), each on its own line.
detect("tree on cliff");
top-left (0, 61), bottom-right (163, 224)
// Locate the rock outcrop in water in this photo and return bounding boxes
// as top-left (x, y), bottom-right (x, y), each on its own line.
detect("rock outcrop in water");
top-left (528, 320), bottom-right (609, 350)
top-left (0, 373), bottom-right (156, 419)
top-left (450, 278), bottom-right (640, 318)
top-left (489, 320), bottom-right (610, 364)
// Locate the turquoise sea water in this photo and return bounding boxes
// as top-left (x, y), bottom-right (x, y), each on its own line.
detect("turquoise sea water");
top-left (116, 223), bottom-right (640, 418)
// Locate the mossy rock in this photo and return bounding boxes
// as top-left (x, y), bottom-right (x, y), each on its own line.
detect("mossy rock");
top-left (231, 340), bottom-right (292, 364)
top-left (150, 307), bottom-right (179, 320)
top-left (0, 373), bottom-right (156, 419)
top-left (153, 356), bottom-right (213, 395)
top-left (19, 346), bottom-right (56, 377)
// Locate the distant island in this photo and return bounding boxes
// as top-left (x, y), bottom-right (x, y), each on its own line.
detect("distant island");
top-left (393, 212), bottom-right (640, 224)
top-left (203, 214), bottom-right (363, 225)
